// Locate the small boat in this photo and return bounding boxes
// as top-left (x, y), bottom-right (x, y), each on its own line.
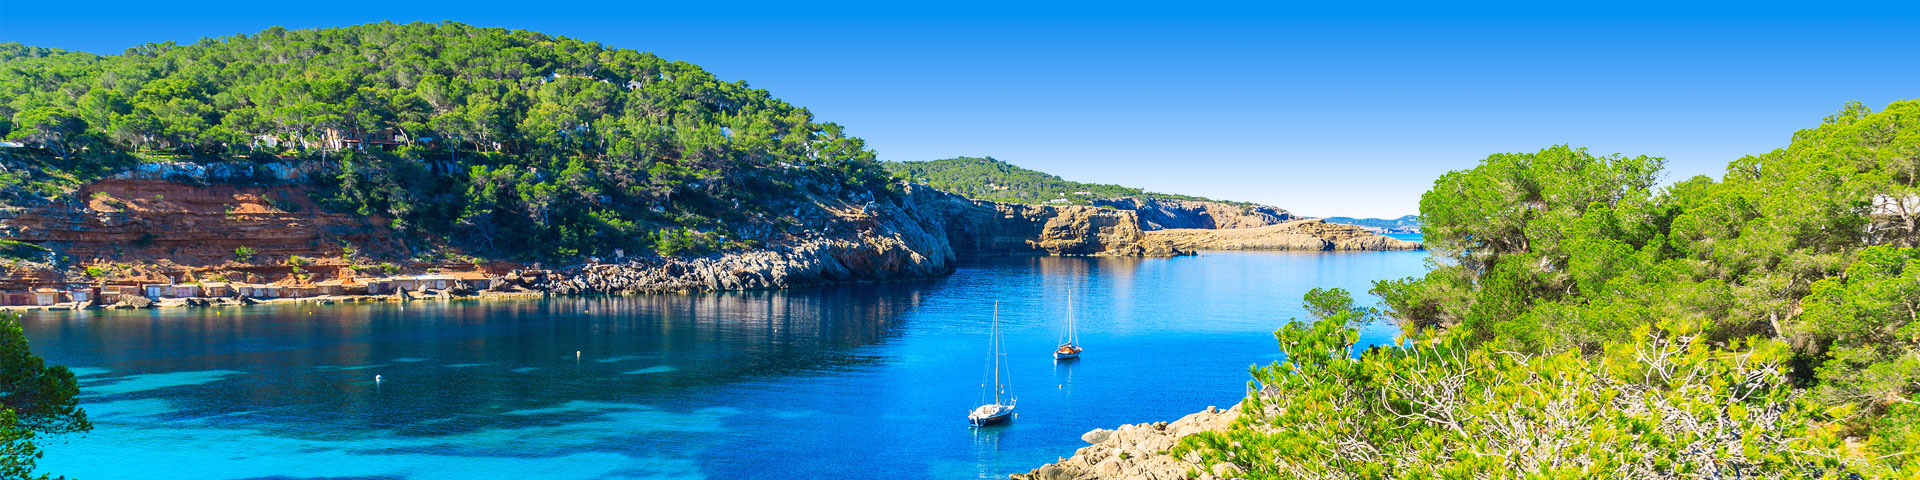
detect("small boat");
top-left (969, 302), bottom-right (1016, 427)
top-left (968, 403), bottom-right (1014, 426)
top-left (1054, 291), bottom-right (1081, 360)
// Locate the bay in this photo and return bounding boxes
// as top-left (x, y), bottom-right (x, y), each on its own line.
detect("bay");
top-left (22, 250), bottom-right (1427, 479)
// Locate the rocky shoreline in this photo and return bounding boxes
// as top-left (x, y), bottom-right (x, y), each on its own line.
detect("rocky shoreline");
top-left (1013, 403), bottom-right (1245, 480)
top-left (1148, 218), bottom-right (1423, 251)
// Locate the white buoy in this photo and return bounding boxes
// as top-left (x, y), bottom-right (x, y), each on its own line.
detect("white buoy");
top-left (375, 375), bottom-right (382, 383)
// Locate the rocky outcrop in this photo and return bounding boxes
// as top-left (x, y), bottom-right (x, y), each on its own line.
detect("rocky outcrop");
top-left (536, 185), bottom-right (1192, 294)
top-left (1148, 219), bottom-right (1423, 251)
top-left (1092, 196), bottom-right (1293, 230)
top-left (1012, 404), bottom-right (1242, 480)
top-left (541, 195), bottom-right (956, 294)
top-left (904, 186), bottom-right (1188, 257)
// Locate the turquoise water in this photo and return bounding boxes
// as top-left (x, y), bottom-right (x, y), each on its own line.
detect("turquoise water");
top-left (21, 250), bottom-right (1428, 479)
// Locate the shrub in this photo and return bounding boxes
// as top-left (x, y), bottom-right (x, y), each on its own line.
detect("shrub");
top-left (1175, 289), bottom-right (1902, 479)
top-left (233, 246), bottom-right (255, 262)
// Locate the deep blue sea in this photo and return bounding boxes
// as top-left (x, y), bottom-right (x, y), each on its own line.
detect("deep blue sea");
top-left (21, 249), bottom-right (1428, 479)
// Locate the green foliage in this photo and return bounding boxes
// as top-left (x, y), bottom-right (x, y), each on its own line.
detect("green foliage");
top-left (1364, 99), bottom-right (1920, 471)
top-left (1176, 292), bottom-right (1903, 479)
top-left (652, 227), bottom-right (719, 257)
top-left (232, 246), bottom-right (255, 262)
top-left (0, 22), bottom-right (898, 260)
top-left (883, 156), bottom-right (1218, 205)
top-left (0, 313), bottom-right (91, 480)
top-left (1795, 246), bottom-right (1920, 409)
top-left (0, 240), bottom-right (47, 262)
top-left (83, 266), bottom-right (104, 279)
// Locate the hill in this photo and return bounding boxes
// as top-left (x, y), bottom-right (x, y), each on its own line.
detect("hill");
top-left (0, 21), bottom-right (894, 261)
top-left (884, 156), bottom-right (1306, 230)
top-left (883, 156), bottom-right (1222, 205)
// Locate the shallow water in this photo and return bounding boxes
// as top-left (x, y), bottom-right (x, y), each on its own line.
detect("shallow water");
top-left (22, 250), bottom-right (1428, 479)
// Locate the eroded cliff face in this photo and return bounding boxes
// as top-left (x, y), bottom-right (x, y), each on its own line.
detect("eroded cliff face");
top-left (543, 194), bottom-right (958, 294)
top-left (901, 185), bottom-right (1187, 257)
top-left (1092, 196), bottom-right (1293, 230)
top-left (2, 180), bottom-right (401, 265)
top-left (1148, 218), bottom-right (1424, 251)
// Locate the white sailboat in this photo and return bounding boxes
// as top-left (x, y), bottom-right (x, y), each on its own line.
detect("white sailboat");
top-left (1054, 291), bottom-right (1081, 360)
top-left (969, 302), bottom-right (1015, 426)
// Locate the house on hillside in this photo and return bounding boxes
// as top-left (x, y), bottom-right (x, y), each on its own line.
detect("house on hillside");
top-left (329, 128), bottom-right (407, 151)
top-left (1, 291), bottom-right (30, 306)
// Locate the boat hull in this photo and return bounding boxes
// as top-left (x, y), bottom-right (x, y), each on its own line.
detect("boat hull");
top-left (969, 410), bottom-right (1014, 426)
top-left (1054, 344), bottom-right (1081, 360)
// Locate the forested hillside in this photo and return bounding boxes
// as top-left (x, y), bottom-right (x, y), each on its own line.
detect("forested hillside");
top-left (1179, 100), bottom-right (1920, 478)
top-left (883, 156), bottom-right (1219, 205)
top-left (0, 21), bottom-right (893, 260)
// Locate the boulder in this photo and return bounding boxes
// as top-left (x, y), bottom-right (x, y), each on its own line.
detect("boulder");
top-left (1082, 428), bottom-right (1114, 445)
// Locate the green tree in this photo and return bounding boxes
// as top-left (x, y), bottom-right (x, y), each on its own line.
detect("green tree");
top-left (0, 313), bottom-right (91, 479)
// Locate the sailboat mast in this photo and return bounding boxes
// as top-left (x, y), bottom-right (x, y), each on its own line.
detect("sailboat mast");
top-left (1068, 290), bottom-right (1076, 344)
top-left (992, 301), bottom-right (1001, 405)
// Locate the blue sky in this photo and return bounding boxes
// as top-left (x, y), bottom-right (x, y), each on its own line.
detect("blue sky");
top-left (4, 2), bottom-right (1917, 217)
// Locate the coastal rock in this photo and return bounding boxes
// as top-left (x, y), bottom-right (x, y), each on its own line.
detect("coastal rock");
top-left (901, 185), bottom-right (1190, 257)
top-left (115, 295), bottom-right (153, 309)
top-left (1147, 219), bottom-right (1423, 251)
top-left (1012, 403), bottom-right (1242, 480)
top-left (1092, 196), bottom-right (1293, 230)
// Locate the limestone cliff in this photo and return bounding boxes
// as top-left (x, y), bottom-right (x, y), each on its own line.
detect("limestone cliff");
top-left (1091, 196), bottom-right (1293, 230)
top-left (1, 180), bottom-right (401, 268)
top-left (903, 186), bottom-right (1188, 257)
top-left (1148, 218), bottom-right (1424, 251)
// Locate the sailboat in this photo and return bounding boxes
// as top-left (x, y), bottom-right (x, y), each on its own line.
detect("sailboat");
top-left (969, 302), bottom-right (1016, 427)
top-left (1054, 291), bottom-right (1082, 360)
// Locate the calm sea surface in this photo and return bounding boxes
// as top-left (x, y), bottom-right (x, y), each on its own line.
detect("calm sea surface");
top-left (22, 248), bottom-right (1427, 479)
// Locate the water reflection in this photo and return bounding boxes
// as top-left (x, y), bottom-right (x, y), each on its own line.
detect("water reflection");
top-left (27, 282), bottom-right (940, 441)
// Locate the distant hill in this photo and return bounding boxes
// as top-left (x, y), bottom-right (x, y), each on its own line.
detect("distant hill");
top-left (883, 156), bottom-right (1223, 206)
top-left (1321, 215), bottom-right (1421, 233)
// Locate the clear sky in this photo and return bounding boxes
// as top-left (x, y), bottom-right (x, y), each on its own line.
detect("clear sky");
top-left (4, 1), bottom-right (1917, 217)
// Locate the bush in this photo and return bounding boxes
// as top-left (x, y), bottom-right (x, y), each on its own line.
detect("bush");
top-left (1175, 289), bottom-right (1903, 478)
top-left (233, 246), bottom-right (255, 262)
